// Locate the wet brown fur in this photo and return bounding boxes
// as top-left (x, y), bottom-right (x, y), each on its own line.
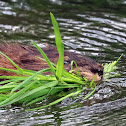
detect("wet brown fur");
top-left (0, 43), bottom-right (104, 81)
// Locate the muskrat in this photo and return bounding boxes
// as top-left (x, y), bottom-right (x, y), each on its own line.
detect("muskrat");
top-left (0, 43), bottom-right (103, 81)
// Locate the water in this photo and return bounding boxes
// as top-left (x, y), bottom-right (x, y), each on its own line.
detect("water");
top-left (0, 0), bottom-right (126, 125)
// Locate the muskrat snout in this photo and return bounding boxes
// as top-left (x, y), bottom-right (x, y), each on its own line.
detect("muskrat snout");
top-left (76, 66), bottom-right (104, 82)
top-left (80, 71), bottom-right (103, 82)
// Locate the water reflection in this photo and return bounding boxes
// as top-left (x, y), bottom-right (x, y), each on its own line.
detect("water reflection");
top-left (0, 97), bottom-right (126, 125)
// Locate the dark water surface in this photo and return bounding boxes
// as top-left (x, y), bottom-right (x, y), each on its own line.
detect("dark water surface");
top-left (0, 0), bottom-right (126, 125)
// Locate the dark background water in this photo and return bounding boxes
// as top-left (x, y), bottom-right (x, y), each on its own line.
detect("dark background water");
top-left (0, 0), bottom-right (126, 125)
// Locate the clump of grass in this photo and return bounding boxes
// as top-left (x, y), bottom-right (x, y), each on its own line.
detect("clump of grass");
top-left (0, 13), bottom-right (122, 110)
top-left (103, 54), bottom-right (123, 79)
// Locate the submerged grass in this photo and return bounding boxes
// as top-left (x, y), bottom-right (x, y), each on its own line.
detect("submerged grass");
top-left (0, 13), bottom-right (122, 110)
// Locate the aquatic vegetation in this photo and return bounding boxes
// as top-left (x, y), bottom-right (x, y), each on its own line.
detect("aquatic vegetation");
top-left (103, 54), bottom-right (123, 79)
top-left (0, 13), bottom-right (122, 110)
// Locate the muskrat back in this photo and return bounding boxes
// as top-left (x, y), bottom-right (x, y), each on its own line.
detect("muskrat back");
top-left (0, 43), bottom-right (103, 81)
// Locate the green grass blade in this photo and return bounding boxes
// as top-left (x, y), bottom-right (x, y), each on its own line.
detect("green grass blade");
top-left (0, 79), bottom-right (14, 85)
top-left (0, 51), bottom-right (22, 72)
top-left (16, 81), bottom-right (58, 102)
top-left (0, 80), bottom-right (37, 106)
top-left (83, 86), bottom-right (96, 100)
top-left (32, 42), bottom-right (57, 79)
top-left (26, 85), bottom-right (64, 106)
top-left (11, 69), bottom-right (49, 93)
top-left (90, 74), bottom-right (97, 88)
top-left (0, 67), bottom-right (51, 77)
top-left (26, 95), bottom-right (46, 106)
top-left (55, 84), bottom-right (80, 89)
top-left (70, 60), bottom-right (80, 75)
top-left (50, 12), bottom-right (64, 81)
top-left (38, 57), bottom-right (87, 84)
top-left (0, 79), bottom-right (21, 91)
top-left (113, 53), bottom-right (123, 66)
top-left (104, 53), bottom-right (123, 73)
top-left (0, 76), bottom-right (28, 80)
top-left (27, 88), bottom-right (85, 111)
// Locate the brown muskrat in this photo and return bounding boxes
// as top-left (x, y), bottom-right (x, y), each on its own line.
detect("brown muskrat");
top-left (0, 43), bottom-right (103, 81)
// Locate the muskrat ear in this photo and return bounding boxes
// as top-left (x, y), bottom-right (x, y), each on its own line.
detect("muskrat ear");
top-left (64, 56), bottom-right (70, 61)
top-left (64, 56), bottom-right (71, 65)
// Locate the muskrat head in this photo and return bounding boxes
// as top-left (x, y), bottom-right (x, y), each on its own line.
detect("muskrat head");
top-left (78, 66), bottom-right (104, 81)
top-left (64, 52), bottom-right (104, 82)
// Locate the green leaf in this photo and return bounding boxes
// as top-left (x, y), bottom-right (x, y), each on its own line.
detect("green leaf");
top-left (0, 51), bottom-right (22, 72)
top-left (11, 69), bottom-right (49, 93)
top-left (83, 86), bottom-right (96, 100)
top-left (26, 95), bottom-right (46, 106)
top-left (17, 81), bottom-right (59, 103)
top-left (27, 88), bottom-right (85, 111)
top-left (50, 12), bottom-right (64, 81)
top-left (33, 42), bottom-right (57, 79)
top-left (0, 80), bottom-right (37, 106)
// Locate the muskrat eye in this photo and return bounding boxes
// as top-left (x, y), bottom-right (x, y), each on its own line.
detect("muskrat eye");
top-left (64, 60), bottom-right (69, 65)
